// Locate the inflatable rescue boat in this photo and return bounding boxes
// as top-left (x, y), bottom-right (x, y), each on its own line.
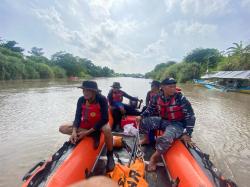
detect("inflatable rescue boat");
top-left (22, 114), bottom-right (237, 187)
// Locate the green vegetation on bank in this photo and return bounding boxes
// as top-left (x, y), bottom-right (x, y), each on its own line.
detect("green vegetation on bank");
top-left (0, 39), bottom-right (115, 80)
top-left (145, 42), bottom-right (250, 83)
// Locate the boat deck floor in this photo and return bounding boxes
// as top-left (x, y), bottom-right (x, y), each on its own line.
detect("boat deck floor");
top-left (92, 133), bottom-right (171, 187)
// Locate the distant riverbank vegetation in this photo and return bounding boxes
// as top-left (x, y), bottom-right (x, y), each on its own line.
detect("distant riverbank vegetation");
top-left (146, 41), bottom-right (250, 83)
top-left (0, 39), bottom-right (115, 80)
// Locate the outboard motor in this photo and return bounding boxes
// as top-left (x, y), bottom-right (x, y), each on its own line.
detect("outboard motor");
top-left (129, 98), bottom-right (143, 109)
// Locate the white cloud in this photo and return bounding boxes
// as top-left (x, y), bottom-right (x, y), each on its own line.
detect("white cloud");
top-left (164, 0), bottom-right (177, 12)
top-left (33, 7), bottom-right (73, 42)
top-left (164, 0), bottom-right (231, 16)
top-left (32, 2), bottom-right (142, 73)
top-left (241, 0), bottom-right (250, 8)
top-left (3, 0), bottom-right (248, 73)
top-left (142, 29), bottom-right (171, 65)
top-left (144, 29), bottom-right (168, 55)
top-left (173, 21), bottom-right (217, 36)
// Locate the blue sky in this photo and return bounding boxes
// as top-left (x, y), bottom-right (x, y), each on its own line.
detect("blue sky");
top-left (0, 0), bottom-right (250, 73)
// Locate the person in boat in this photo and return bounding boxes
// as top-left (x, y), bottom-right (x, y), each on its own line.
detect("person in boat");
top-left (140, 80), bottom-right (161, 144)
top-left (108, 82), bottom-right (140, 132)
top-left (141, 80), bottom-right (160, 114)
top-left (59, 80), bottom-right (115, 172)
top-left (136, 77), bottom-right (195, 171)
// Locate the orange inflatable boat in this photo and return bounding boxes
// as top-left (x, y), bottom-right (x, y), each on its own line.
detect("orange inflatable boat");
top-left (22, 111), bottom-right (113, 187)
top-left (22, 114), bottom-right (236, 187)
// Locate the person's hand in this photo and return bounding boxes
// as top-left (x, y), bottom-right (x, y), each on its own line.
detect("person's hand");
top-left (70, 131), bottom-right (78, 144)
top-left (135, 116), bottom-right (142, 125)
top-left (181, 134), bottom-right (195, 148)
top-left (77, 131), bottom-right (88, 140)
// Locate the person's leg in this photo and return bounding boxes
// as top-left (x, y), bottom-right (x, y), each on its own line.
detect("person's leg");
top-left (90, 130), bottom-right (101, 149)
top-left (147, 122), bottom-right (184, 171)
top-left (59, 123), bottom-right (88, 138)
top-left (102, 124), bottom-right (113, 152)
top-left (101, 124), bottom-right (115, 172)
top-left (148, 130), bottom-right (156, 144)
top-left (139, 117), bottom-right (162, 145)
top-left (111, 108), bottom-right (122, 131)
top-left (59, 123), bottom-right (74, 135)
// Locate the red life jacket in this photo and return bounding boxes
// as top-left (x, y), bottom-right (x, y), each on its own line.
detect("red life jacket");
top-left (157, 95), bottom-right (185, 121)
top-left (80, 101), bottom-right (101, 129)
top-left (112, 90), bottom-right (123, 102)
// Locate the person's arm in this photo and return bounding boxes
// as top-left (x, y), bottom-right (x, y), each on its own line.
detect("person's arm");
top-left (145, 91), bottom-right (150, 106)
top-left (107, 91), bottom-right (114, 106)
top-left (179, 94), bottom-right (196, 136)
top-left (122, 91), bottom-right (138, 101)
top-left (141, 95), bottom-right (158, 117)
top-left (93, 95), bottom-right (109, 130)
top-left (73, 97), bottom-right (84, 129)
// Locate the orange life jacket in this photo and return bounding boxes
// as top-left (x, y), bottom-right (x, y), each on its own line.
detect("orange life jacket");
top-left (112, 90), bottom-right (123, 102)
top-left (80, 101), bottom-right (101, 129)
top-left (157, 95), bottom-right (185, 121)
top-left (108, 159), bottom-right (148, 187)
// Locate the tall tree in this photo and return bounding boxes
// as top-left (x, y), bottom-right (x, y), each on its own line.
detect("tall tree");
top-left (227, 41), bottom-right (244, 56)
top-left (29, 47), bottom-right (44, 56)
top-left (184, 48), bottom-right (221, 64)
top-left (0, 40), bottom-right (24, 53)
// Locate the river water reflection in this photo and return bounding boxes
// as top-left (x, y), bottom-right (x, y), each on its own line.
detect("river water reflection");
top-left (0, 77), bottom-right (249, 187)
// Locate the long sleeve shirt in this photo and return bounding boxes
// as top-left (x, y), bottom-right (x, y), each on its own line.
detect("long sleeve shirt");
top-left (141, 92), bottom-right (195, 136)
top-left (73, 94), bottom-right (109, 130)
top-left (145, 91), bottom-right (151, 106)
top-left (107, 89), bottom-right (138, 106)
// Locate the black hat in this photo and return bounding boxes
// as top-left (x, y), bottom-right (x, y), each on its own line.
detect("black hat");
top-left (150, 80), bottom-right (160, 87)
top-left (111, 82), bottom-right (122, 88)
top-left (161, 78), bottom-right (177, 85)
top-left (78, 80), bottom-right (101, 92)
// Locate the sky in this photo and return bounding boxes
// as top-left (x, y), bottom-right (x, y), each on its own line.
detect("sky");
top-left (0, 0), bottom-right (250, 73)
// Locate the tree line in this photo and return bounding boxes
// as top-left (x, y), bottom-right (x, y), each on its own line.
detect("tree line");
top-left (0, 39), bottom-right (115, 80)
top-left (145, 42), bottom-right (250, 83)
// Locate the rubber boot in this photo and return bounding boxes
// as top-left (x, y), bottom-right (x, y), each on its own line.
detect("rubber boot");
top-left (114, 124), bottom-right (120, 132)
top-left (106, 150), bottom-right (115, 172)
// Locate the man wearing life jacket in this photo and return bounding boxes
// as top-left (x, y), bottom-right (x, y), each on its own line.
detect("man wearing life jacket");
top-left (141, 80), bottom-right (160, 114)
top-left (59, 80), bottom-right (115, 172)
top-left (136, 77), bottom-right (195, 171)
top-left (139, 80), bottom-right (161, 144)
top-left (108, 82), bottom-right (140, 132)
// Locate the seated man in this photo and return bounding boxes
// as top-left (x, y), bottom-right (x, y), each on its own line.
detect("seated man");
top-left (141, 80), bottom-right (160, 114)
top-left (59, 80), bottom-right (115, 172)
top-left (136, 78), bottom-right (195, 171)
top-left (107, 82), bottom-right (140, 132)
top-left (140, 80), bottom-right (161, 144)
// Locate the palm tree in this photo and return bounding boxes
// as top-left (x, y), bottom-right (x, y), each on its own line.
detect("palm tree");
top-left (226, 41), bottom-right (244, 56)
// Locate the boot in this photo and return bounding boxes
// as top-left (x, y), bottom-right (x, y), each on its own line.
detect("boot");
top-left (91, 131), bottom-right (101, 149)
top-left (113, 123), bottom-right (122, 132)
top-left (106, 150), bottom-right (115, 172)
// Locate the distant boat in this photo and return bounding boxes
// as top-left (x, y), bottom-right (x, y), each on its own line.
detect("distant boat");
top-left (194, 71), bottom-right (250, 94)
